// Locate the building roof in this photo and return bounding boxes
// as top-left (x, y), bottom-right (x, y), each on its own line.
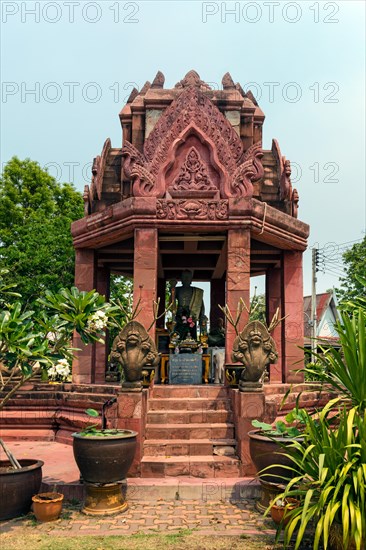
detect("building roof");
top-left (303, 290), bottom-right (340, 344)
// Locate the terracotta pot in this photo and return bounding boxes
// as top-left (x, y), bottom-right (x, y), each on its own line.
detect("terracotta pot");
top-left (0, 459), bottom-right (44, 520)
top-left (270, 497), bottom-right (300, 526)
top-left (32, 492), bottom-right (64, 522)
top-left (72, 430), bottom-right (137, 484)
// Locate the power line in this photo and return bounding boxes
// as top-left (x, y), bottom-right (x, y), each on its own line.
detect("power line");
top-left (318, 237), bottom-right (364, 250)
top-left (315, 237), bottom-right (364, 279)
top-left (318, 238), bottom-right (363, 252)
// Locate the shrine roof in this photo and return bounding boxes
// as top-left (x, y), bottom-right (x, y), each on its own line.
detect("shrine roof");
top-left (76, 70), bottom-right (308, 252)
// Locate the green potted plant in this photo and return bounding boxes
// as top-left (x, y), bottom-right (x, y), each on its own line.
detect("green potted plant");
top-left (0, 272), bottom-right (112, 520)
top-left (72, 409), bottom-right (137, 516)
top-left (266, 308), bottom-right (366, 550)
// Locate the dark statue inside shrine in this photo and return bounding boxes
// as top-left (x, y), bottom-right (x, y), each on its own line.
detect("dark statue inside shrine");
top-left (170, 270), bottom-right (207, 345)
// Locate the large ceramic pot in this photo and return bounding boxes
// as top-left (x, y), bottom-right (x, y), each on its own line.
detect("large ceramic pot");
top-left (72, 430), bottom-right (137, 484)
top-left (0, 459), bottom-right (44, 520)
top-left (248, 430), bottom-right (302, 512)
top-left (248, 430), bottom-right (299, 484)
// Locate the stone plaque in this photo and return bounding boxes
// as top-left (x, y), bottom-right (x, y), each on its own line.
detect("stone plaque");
top-left (169, 353), bottom-right (202, 385)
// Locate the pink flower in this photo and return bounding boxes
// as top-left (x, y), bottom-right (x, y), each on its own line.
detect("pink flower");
top-left (187, 317), bottom-right (193, 323)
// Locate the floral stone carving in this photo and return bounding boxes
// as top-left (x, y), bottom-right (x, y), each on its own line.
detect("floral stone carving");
top-left (232, 321), bottom-right (278, 392)
top-left (157, 199), bottom-right (228, 220)
top-left (110, 321), bottom-right (159, 391)
top-left (168, 147), bottom-right (217, 197)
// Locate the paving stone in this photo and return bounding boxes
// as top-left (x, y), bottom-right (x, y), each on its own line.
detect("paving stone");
top-left (0, 497), bottom-right (292, 542)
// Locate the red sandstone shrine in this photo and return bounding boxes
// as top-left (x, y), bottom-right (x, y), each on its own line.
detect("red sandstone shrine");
top-left (67, 70), bottom-right (310, 477)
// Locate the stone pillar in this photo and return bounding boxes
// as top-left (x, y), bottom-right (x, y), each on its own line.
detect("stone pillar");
top-left (94, 266), bottom-right (110, 384)
top-left (105, 390), bottom-right (149, 477)
top-left (266, 267), bottom-right (283, 383)
top-left (281, 251), bottom-right (304, 382)
top-left (133, 228), bottom-right (158, 340)
top-left (210, 278), bottom-right (226, 328)
top-left (225, 229), bottom-right (250, 364)
top-left (73, 249), bottom-right (96, 384)
top-left (231, 388), bottom-right (265, 475)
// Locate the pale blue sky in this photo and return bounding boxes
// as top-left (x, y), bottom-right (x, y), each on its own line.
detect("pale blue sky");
top-left (1, 0), bottom-right (365, 295)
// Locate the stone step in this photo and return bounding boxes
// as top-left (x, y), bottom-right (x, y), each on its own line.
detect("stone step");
top-left (152, 385), bottom-right (228, 399)
top-left (141, 455), bottom-right (241, 478)
top-left (145, 423), bottom-right (235, 440)
top-left (0, 428), bottom-right (56, 441)
top-left (148, 397), bottom-right (232, 411)
top-left (0, 409), bottom-right (57, 424)
top-left (1, 391), bottom-right (113, 409)
top-left (63, 383), bottom-right (119, 394)
top-left (147, 410), bottom-right (233, 424)
top-left (143, 438), bottom-right (237, 457)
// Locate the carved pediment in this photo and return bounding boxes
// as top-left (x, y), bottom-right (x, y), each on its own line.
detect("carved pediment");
top-left (144, 86), bottom-right (243, 176)
top-left (121, 86), bottom-right (264, 200)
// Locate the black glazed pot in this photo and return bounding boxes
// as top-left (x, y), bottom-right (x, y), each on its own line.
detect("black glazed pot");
top-left (72, 430), bottom-right (137, 484)
top-left (0, 459), bottom-right (44, 520)
top-left (248, 429), bottom-right (301, 484)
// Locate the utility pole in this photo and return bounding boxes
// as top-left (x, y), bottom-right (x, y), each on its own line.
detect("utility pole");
top-left (311, 248), bottom-right (319, 364)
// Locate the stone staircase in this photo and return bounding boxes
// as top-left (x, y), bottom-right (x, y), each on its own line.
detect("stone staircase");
top-left (0, 383), bottom-right (118, 444)
top-left (141, 385), bottom-right (241, 478)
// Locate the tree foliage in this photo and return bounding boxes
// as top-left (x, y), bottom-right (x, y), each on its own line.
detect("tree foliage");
top-left (336, 237), bottom-right (366, 305)
top-left (0, 157), bottom-right (83, 305)
top-left (0, 268), bottom-right (113, 411)
top-left (108, 275), bottom-right (133, 349)
top-left (249, 293), bottom-right (266, 323)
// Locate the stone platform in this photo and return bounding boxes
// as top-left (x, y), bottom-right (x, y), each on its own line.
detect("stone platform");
top-left (3, 440), bottom-right (260, 502)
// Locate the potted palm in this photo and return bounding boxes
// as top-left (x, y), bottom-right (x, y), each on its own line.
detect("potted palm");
top-left (0, 272), bottom-right (112, 520)
top-left (266, 308), bottom-right (366, 550)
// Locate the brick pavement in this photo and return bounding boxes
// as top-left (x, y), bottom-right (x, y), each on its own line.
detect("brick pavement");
top-left (0, 499), bottom-right (277, 538)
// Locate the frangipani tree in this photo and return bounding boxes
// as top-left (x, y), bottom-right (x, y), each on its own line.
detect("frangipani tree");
top-left (0, 269), bottom-right (113, 411)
